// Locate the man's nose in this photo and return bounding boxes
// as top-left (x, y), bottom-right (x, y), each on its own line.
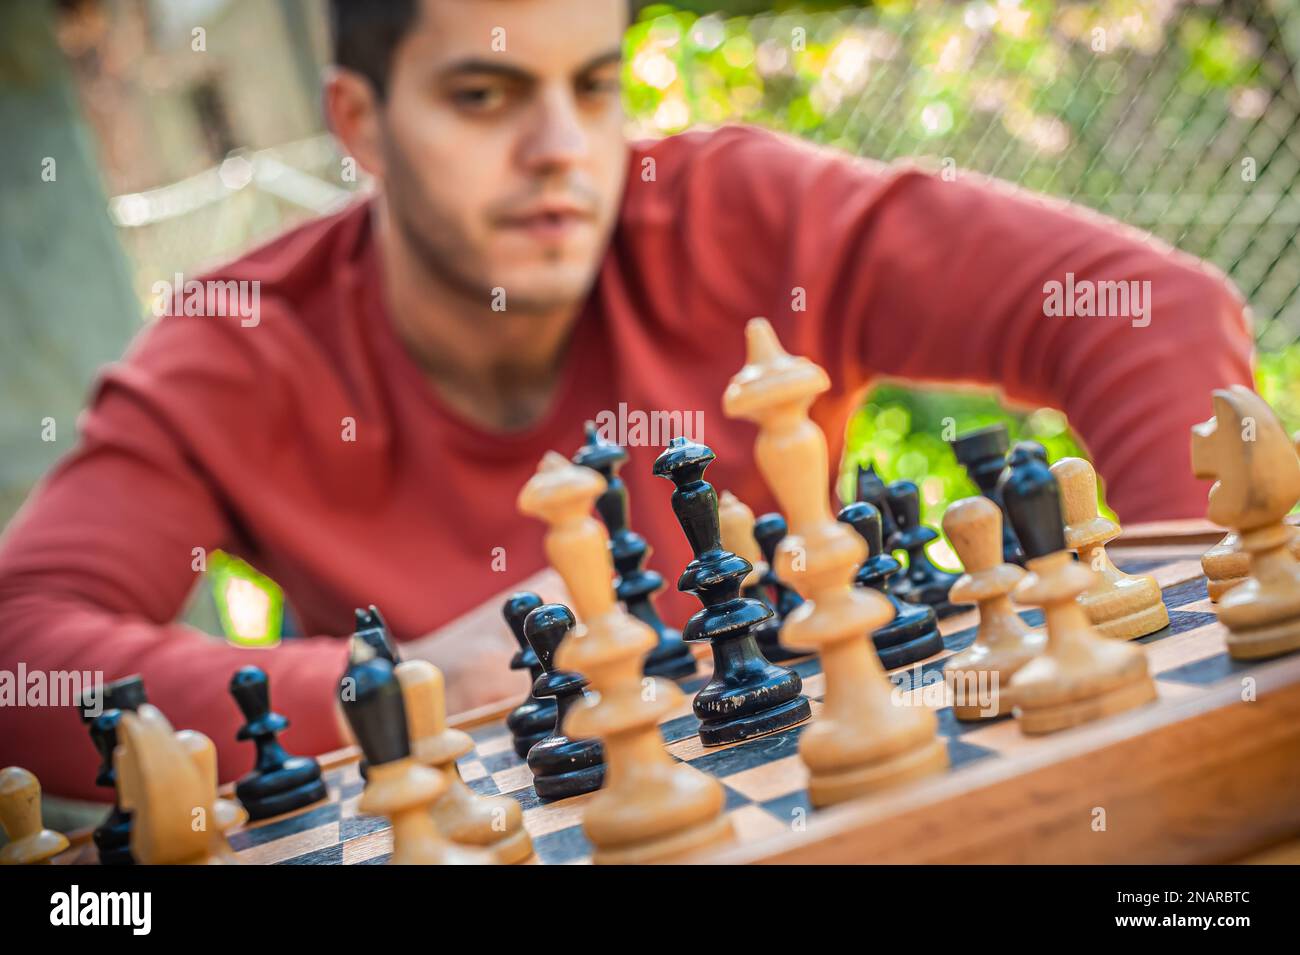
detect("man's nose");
top-left (517, 86), bottom-right (589, 174)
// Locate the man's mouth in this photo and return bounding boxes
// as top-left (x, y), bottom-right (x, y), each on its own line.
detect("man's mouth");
top-left (498, 204), bottom-right (594, 244)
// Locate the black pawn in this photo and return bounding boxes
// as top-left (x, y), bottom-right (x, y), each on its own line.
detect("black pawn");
top-left (502, 593), bottom-right (558, 759)
top-left (522, 603), bottom-right (605, 801)
top-left (354, 605), bottom-right (400, 663)
top-left (338, 640), bottom-right (411, 770)
top-left (653, 438), bottom-right (811, 746)
top-left (88, 710), bottom-right (133, 865)
top-left (752, 512), bottom-right (813, 661)
top-left (78, 674), bottom-right (146, 865)
top-left (950, 424), bottom-right (1026, 567)
top-left (572, 423), bottom-right (696, 679)
top-left (838, 502), bottom-right (945, 669)
top-left (230, 666), bottom-right (327, 820)
top-left (997, 444), bottom-right (1068, 560)
top-left (856, 464), bottom-right (901, 550)
top-left (885, 480), bottom-right (967, 618)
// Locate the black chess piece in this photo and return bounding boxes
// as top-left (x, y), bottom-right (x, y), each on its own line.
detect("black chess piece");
top-left (653, 437), bottom-right (811, 746)
top-left (338, 640), bottom-right (411, 770)
top-left (998, 444), bottom-right (1066, 559)
top-left (572, 423), bottom-right (697, 679)
top-left (838, 502), bottom-right (945, 669)
top-left (856, 463), bottom-right (901, 550)
top-left (353, 605), bottom-right (399, 663)
top-left (230, 666), bottom-right (328, 821)
top-left (88, 710), bottom-right (133, 865)
top-left (751, 512), bottom-right (812, 661)
top-left (1014, 440), bottom-right (1049, 465)
top-left (522, 603), bottom-right (605, 801)
top-left (502, 593), bottom-right (558, 759)
top-left (950, 424), bottom-right (1026, 567)
top-left (77, 674), bottom-right (146, 865)
top-left (79, 673), bottom-right (147, 725)
top-left (739, 554), bottom-right (784, 665)
top-left (885, 479), bottom-right (967, 618)
top-left (351, 606), bottom-right (401, 781)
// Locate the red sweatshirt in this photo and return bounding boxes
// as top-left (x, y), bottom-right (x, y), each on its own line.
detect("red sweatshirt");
top-left (0, 126), bottom-right (1252, 800)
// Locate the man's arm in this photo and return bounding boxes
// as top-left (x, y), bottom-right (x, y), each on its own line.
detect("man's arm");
top-left (653, 126), bottom-right (1254, 520)
top-left (0, 316), bottom-right (348, 801)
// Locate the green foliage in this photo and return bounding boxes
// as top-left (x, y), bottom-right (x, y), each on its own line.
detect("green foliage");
top-left (837, 385), bottom-right (1094, 532)
top-left (1257, 347), bottom-right (1300, 437)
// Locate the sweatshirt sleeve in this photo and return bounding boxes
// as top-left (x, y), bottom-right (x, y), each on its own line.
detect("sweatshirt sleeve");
top-left (0, 314), bottom-right (349, 802)
top-left (650, 126), bottom-right (1255, 521)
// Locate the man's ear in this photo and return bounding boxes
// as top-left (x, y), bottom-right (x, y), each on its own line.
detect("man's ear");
top-left (323, 66), bottom-right (387, 184)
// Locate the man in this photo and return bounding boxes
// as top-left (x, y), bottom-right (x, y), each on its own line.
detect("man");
top-left (0, 0), bottom-right (1252, 800)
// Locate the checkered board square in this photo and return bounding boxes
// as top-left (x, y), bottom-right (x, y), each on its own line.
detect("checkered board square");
top-left (226, 550), bottom-right (1262, 865)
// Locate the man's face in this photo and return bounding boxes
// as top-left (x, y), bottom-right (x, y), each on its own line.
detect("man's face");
top-left (375, 0), bottom-right (629, 312)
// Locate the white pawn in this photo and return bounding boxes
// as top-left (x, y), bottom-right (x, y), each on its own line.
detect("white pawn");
top-left (0, 766), bottom-right (69, 865)
top-left (942, 497), bottom-right (1045, 720)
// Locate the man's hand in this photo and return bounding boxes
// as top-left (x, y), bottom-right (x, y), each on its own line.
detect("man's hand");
top-left (398, 566), bottom-right (574, 718)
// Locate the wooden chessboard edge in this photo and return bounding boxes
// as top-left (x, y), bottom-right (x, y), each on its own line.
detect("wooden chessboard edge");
top-left (1118, 518), bottom-right (1225, 546)
top-left (1119, 515), bottom-right (1299, 548)
top-left (699, 651), bottom-right (1300, 865)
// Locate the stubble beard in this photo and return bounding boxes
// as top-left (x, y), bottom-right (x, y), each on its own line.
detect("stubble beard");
top-left (382, 134), bottom-right (601, 317)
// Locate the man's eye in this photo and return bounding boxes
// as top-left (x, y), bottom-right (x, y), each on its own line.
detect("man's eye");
top-left (451, 86), bottom-right (506, 111)
top-left (580, 77), bottom-right (621, 97)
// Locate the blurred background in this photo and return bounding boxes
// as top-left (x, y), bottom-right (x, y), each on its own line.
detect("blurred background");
top-left (2, 0), bottom-right (1298, 642)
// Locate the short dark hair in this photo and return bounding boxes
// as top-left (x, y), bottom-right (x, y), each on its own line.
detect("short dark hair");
top-left (330, 0), bottom-right (640, 100)
top-left (330, 0), bottom-right (419, 100)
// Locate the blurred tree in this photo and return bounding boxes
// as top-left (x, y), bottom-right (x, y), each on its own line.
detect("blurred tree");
top-left (0, 0), bottom-right (140, 528)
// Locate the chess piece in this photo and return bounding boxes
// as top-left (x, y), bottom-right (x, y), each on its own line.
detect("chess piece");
top-left (114, 704), bottom-right (233, 864)
top-left (351, 606), bottom-right (401, 782)
top-left (395, 658), bottom-right (533, 863)
top-left (230, 666), bottom-right (328, 820)
top-left (339, 640), bottom-right (491, 864)
top-left (0, 767), bottom-right (68, 864)
top-left (78, 674), bottom-right (147, 866)
top-left (950, 424), bottom-right (1026, 566)
top-left (654, 438), bottom-right (811, 745)
top-left (354, 605), bottom-right (399, 663)
top-left (941, 496), bottom-right (1046, 720)
top-left (88, 711), bottom-right (134, 864)
top-left (502, 592), bottom-right (559, 758)
top-left (724, 318), bottom-right (947, 806)
top-left (838, 501), bottom-right (945, 669)
top-left (855, 463), bottom-right (901, 550)
top-left (523, 603), bottom-right (606, 800)
top-left (1052, 457), bottom-right (1170, 640)
top-left (1191, 386), bottom-right (1300, 659)
top-left (573, 423), bottom-right (697, 679)
top-left (752, 512), bottom-right (813, 660)
top-left (886, 480), bottom-right (966, 618)
top-left (1013, 440), bottom-right (1049, 464)
top-left (1202, 532), bottom-right (1249, 601)
top-left (176, 729), bottom-right (244, 862)
top-left (717, 491), bottom-right (787, 661)
top-left (519, 452), bottom-right (733, 863)
top-left (79, 673), bottom-right (147, 722)
top-left (1203, 529), bottom-right (1300, 601)
top-left (998, 446), bottom-right (1155, 734)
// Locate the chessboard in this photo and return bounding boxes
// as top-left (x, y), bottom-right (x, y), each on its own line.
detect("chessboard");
top-left (172, 528), bottom-right (1300, 866)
